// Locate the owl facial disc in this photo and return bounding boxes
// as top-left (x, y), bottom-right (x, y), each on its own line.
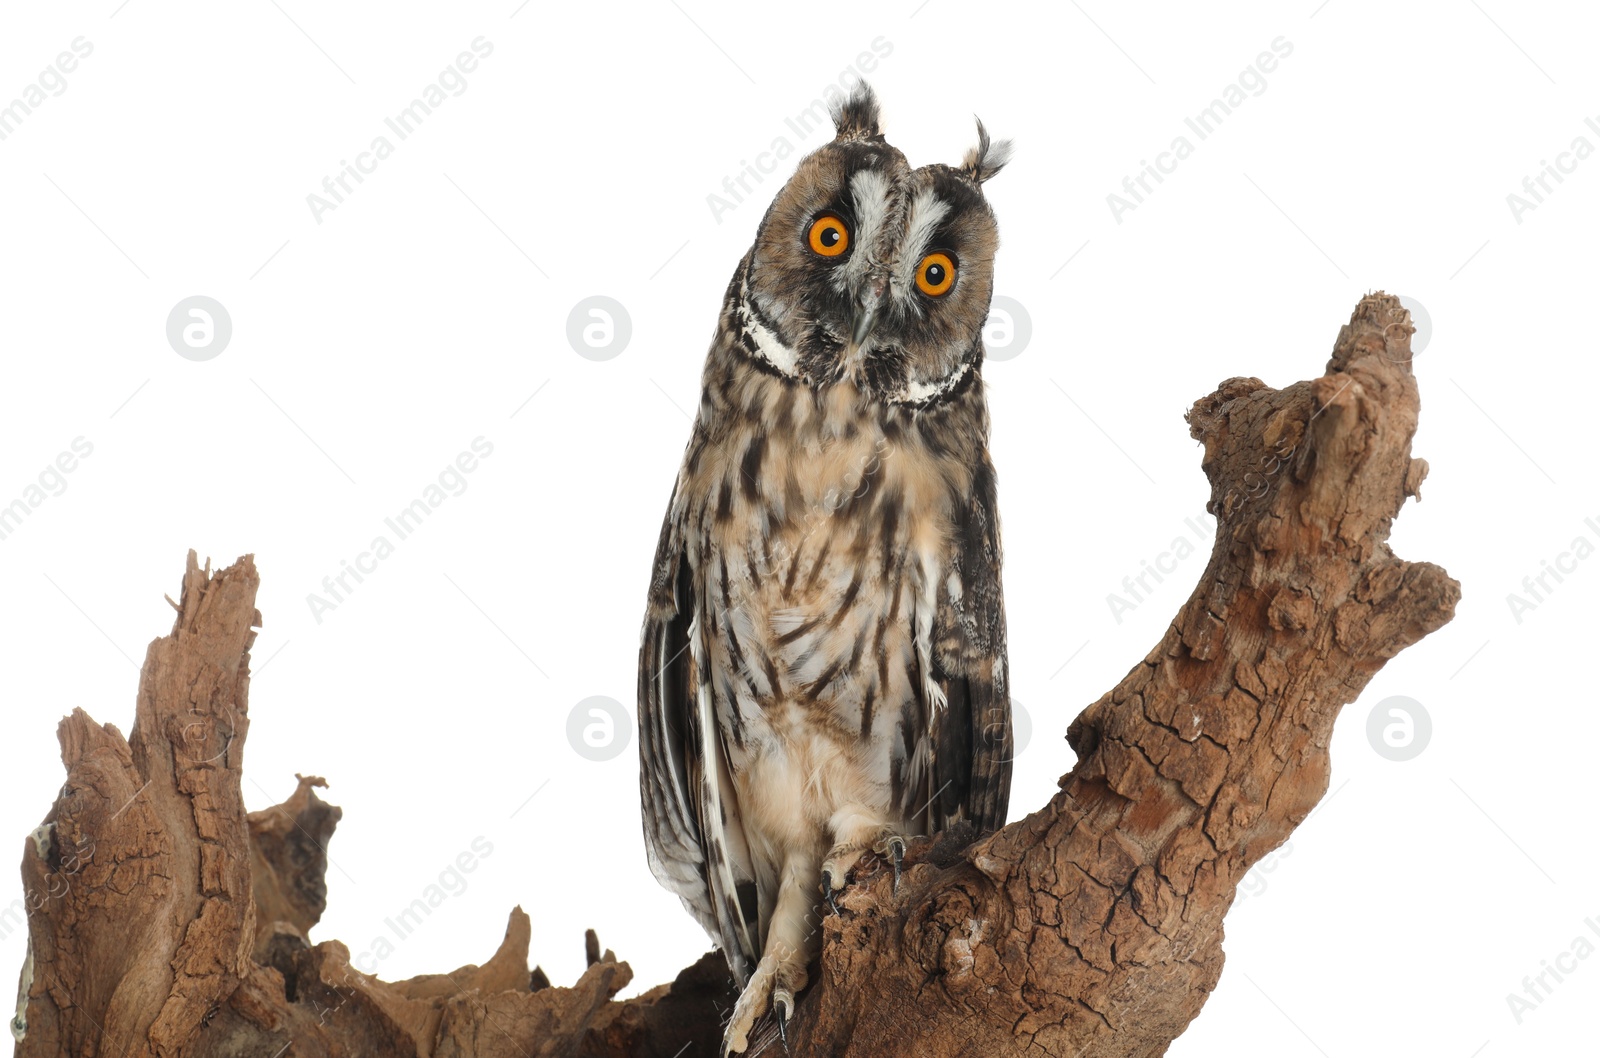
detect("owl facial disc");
top-left (732, 81), bottom-right (1012, 407)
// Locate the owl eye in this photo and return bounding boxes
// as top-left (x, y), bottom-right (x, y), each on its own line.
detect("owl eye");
top-left (807, 214), bottom-right (850, 257)
top-left (915, 251), bottom-right (956, 296)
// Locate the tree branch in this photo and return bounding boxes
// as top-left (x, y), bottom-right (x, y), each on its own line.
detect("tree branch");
top-left (12, 292), bottom-right (1456, 1057)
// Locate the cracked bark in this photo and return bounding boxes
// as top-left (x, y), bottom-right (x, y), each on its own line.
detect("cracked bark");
top-left (12, 292), bottom-right (1456, 1057)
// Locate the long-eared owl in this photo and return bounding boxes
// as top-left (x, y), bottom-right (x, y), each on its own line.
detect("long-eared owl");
top-left (638, 82), bottom-right (1013, 1054)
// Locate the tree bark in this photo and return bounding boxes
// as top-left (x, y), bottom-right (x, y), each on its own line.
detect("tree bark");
top-left (11, 291), bottom-right (1457, 1057)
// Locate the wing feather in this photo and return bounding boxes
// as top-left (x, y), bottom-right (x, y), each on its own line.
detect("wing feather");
top-left (928, 454), bottom-right (1012, 835)
top-left (637, 486), bottom-right (757, 984)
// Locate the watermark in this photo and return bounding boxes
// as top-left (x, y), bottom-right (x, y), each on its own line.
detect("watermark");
top-left (1365, 695), bottom-right (1430, 761)
top-left (5, 819), bottom-right (98, 1037)
top-left (1505, 914), bottom-right (1600, 1024)
top-left (1105, 510), bottom-right (1216, 624)
top-left (1395, 294), bottom-right (1431, 357)
top-left (7, 826), bottom-right (96, 1042)
top-left (1010, 699), bottom-right (1032, 759)
top-left (0, 437), bottom-right (95, 544)
top-left (1505, 514), bottom-right (1599, 624)
top-left (1505, 115), bottom-right (1599, 225)
top-left (1107, 36), bottom-right (1294, 223)
top-left (568, 696), bottom-right (631, 761)
top-left (166, 296), bottom-right (232, 361)
top-left (0, 37), bottom-right (94, 144)
top-left (1, 828), bottom-right (96, 945)
top-left (982, 698), bottom-right (1030, 762)
top-left (7, 819), bottom-right (102, 1037)
top-left (982, 296), bottom-right (1031, 362)
top-left (306, 37), bottom-right (495, 224)
top-left (706, 37), bottom-right (894, 224)
top-left (566, 296), bottom-right (631, 361)
top-left (1236, 841), bottom-right (1294, 902)
top-left (348, 836), bottom-right (494, 974)
top-left (1236, 435), bottom-right (1299, 506)
top-left (306, 437), bottom-right (495, 623)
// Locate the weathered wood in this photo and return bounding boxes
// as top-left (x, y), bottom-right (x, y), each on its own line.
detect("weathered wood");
top-left (17, 551), bottom-right (260, 1058)
top-left (12, 292), bottom-right (1456, 1057)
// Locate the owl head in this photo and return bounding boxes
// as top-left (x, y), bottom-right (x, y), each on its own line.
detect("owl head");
top-left (737, 82), bottom-right (1011, 404)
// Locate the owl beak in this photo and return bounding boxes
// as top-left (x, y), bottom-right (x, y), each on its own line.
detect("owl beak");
top-left (848, 272), bottom-right (889, 354)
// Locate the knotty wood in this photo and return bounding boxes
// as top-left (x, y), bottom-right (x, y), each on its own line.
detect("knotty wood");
top-left (11, 293), bottom-right (1456, 1057)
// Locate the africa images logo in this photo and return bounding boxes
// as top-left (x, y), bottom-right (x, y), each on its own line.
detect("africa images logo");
top-left (306, 37), bottom-right (495, 224)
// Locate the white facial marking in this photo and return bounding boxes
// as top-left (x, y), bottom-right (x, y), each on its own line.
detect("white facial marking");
top-left (849, 168), bottom-right (892, 260)
top-left (891, 360), bottom-right (972, 405)
top-left (898, 188), bottom-right (951, 293)
top-left (737, 288), bottom-right (800, 377)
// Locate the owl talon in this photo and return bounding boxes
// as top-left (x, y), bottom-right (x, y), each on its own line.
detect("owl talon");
top-left (773, 988), bottom-right (794, 1050)
top-left (887, 836), bottom-right (906, 893)
top-left (820, 863), bottom-right (847, 915)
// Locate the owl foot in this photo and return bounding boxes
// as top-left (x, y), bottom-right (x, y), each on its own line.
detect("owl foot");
top-left (773, 987), bottom-right (794, 1050)
top-left (721, 947), bottom-right (808, 1056)
top-left (720, 952), bottom-right (777, 1056)
top-left (820, 870), bottom-right (842, 915)
top-left (820, 824), bottom-right (910, 909)
top-left (878, 834), bottom-right (907, 893)
top-left (819, 854), bottom-right (860, 915)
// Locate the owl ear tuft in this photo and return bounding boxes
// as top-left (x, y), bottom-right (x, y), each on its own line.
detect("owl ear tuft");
top-left (830, 82), bottom-right (882, 141)
top-left (961, 118), bottom-right (1014, 184)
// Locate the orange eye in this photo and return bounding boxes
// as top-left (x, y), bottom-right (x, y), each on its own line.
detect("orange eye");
top-left (915, 251), bottom-right (956, 296)
top-left (807, 214), bottom-right (850, 257)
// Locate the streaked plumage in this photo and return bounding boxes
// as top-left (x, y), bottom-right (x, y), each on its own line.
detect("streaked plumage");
top-left (638, 83), bottom-right (1012, 1054)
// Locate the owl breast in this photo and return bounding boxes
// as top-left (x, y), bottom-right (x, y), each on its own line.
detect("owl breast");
top-left (682, 371), bottom-right (958, 836)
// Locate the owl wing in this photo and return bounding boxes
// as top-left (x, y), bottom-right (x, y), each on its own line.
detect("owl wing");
top-left (925, 454), bottom-right (1012, 835)
top-left (637, 483), bottom-right (758, 984)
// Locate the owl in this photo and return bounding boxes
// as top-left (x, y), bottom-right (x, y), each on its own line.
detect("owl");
top-left (638, 82), bottom-right (1013, 1055)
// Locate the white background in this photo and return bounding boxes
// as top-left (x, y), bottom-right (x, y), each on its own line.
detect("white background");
top-left (1, 1), bottom-right (1596, 1054)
